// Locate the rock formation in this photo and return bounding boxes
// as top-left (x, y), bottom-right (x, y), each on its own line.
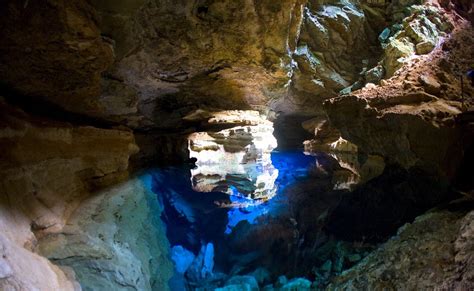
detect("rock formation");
top-left (325, 20), bottom-right (474, 181)
top-left (38, 176), bottom-right (173, 291)
top-left (0, 0), bottom-right (473, 290)
top-left (328, 204), bottom-right (474, 290)
top-left (0, 98), bottom-right (141, 289)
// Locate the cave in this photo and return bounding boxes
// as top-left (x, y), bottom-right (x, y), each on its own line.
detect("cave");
top-left (0, 0), bottom-right (473, 290)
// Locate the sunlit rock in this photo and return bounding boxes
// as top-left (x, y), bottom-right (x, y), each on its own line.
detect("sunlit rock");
top-left (381, 5), bottom-right (453, 77)
top-left (38, 176), bottom-right (173, 291)
top-left (188, 111), bottom-right (278, 201)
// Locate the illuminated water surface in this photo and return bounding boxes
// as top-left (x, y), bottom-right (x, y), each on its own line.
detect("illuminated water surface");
top-left (147, 150), bottom-right (338, 288)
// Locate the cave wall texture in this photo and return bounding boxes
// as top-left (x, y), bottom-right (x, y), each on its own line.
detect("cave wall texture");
top-left (0, 0), bottom-right (473, 290)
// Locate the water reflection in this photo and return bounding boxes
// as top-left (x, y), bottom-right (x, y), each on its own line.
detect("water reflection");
top-left (224, 151), bottom-right (318, 234)
top-left (188, 120), bottom-right (278, 201)
top-left (153, 106), bottom-right (386, 288)
top-left (152, 152), bottom-right (319, 266)
top-left (149, 140), bottom-right (445, 290)
top-left (148, 150), bottom-right (378, 289)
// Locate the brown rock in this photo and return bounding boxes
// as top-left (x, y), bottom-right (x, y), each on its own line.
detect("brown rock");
top-left (419, 74), bottom-right (442, 95)
top-left (416, 40), bottom-right (436, 55)
top-left (328, 208), bottom-right (474, 290)
top-left (0, 99), bottom-right (138, 233)
top-left (0, 0), bottom-right (114, 115)
top-left (324, 95), bottom-right (463, 180)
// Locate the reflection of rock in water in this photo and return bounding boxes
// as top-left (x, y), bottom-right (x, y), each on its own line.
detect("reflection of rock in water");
top-left (188, 110), bottom-right (278, 201)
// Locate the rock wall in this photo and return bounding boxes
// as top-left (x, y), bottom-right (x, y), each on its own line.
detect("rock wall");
top-left (325, 20), bottom-right (474, 181)
top-left (0, 97), bottom-right (175, 290)
top-left (38, 175), bottom-right (173, 291)
top-left (0, 0), bottom-right (114, 115)
top-left (0, 98), bottom-right (139, 290)
top-left (284, 0), bottom-right (384, 113)
top-left (0, 0), bottom-right (473, 290)
top-left (0, 234), bottom-right (79, 290)
top-left (328, 205), bottom-right (474, 290)
top-left (0, 99), bottom-right (138, 234)
top-left (95, 0), bottom-right (308, 130)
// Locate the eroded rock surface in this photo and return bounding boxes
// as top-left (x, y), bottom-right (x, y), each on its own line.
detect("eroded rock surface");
top-left (328, 205), bottom-right (474, 290)
top-left (288, 0), bottom-right (383, 106)
top-left (325, 21), bottom-right (474, 181)
top-left (0, 98), bottom-right (138, 233)
top-left (381, 4), bottom-right (454, 77)
top-left (0, 98), bottom-right (139, 290)
top-left (0, 0), bottom-right (114, 115)
top-left (0, 0), bottom-right (472, 290)
top-left (39, 176), bottom-right (173, 291)
top-left (0, 234), bottom-right (79, 291)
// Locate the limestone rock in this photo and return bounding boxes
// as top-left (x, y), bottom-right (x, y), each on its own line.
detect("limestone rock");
top-left (381, 4), bottom-right (453, 77)
top-left (0, 0), bottom-right (307, 129)
top-left (171, 245), bottom-right (195, 274)
top-left (418, 74), bottom-right (441, 95)
top-left (0, 98), bottom-right (140, 290)
top-left (287, 0), bottom-right (383, 113)
top-left (93, 0), bottom-right (307, 129)
top-left (325, 94), bottom-right (463, 180)
top-left (365, 65), bottom-right (385, 84)
top-left (0, 0), bottom-right (114, 116)
top-left (0, 99), bottom-right (138, 233)
top-left (38, 176), bottom-right (173, 291)
top-left (328, 208), bottom-right (474, 290)
top-left (325, 22), bottom-right (474, 181)
top-left (416, 40), bottom-right (436, 54)
top-left (0, 234), bottom-right (79, 291)
top-left (281, 278), bottom-right (312, 290)
top-left (383, 37), bottom-right (416, 77)
top-left (223, 275), bottom-right (259, 291)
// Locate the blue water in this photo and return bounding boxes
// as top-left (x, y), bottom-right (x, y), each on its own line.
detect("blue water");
top-left (224, 152), bottom-right (317, 233)
top-left (149, 151), bottom-right (317, 243)
top-left (147, 151), bottom-right (355, 289)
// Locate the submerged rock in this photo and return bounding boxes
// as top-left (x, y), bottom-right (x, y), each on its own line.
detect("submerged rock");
top-left (281, 278), bottom-right (312, 291)
top-left (186, 243), bottom-right (215, 282)
top-left (171, 245), bottom-right (195, 274)
top-left (224, 275), bottom-right (259, 291)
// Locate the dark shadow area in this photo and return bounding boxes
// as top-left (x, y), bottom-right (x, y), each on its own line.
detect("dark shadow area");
top-left (326, 165), bottom-right (459, 242)
top-left (273, 114), bottom-right (314, 150)
top-left (147, 151), bottom-right (461, 289)
top-left (0, 83), bottom-right (117, 128)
